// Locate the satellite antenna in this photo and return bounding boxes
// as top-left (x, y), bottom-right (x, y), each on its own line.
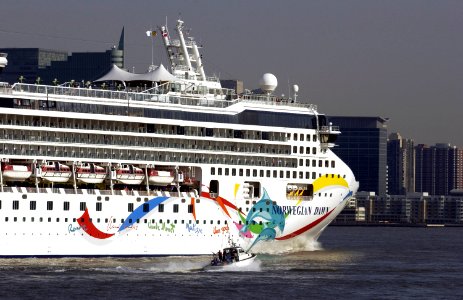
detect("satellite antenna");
top-left (292, 84), bottom-right (299, 103)
top-left (259, 73), bottom-right (278, 101)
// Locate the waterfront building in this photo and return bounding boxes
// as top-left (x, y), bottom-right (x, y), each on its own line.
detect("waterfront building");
top-left (335, 191), bottom-right (463, 225)
top-left (387, 132), bottom-right (415, 195)
top-left (0, 28), bottom-right (124, 85)
top-left (415, 143), bottom-right (463, 195)
top-left (328, 116), bottom-right (388, 195)
top-left (220, 80), bottom-right (244, 95)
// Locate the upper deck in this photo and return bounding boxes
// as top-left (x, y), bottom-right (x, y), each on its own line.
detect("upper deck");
top-left (0, 83), bottom-right (317, 113)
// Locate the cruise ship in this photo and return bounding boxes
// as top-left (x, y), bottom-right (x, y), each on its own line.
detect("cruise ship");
top-left (0, 20), bottom-right (358, 257)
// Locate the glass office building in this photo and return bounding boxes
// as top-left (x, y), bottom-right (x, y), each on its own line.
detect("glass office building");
top-left (329, 116), bottom-right (388, 195)
top-left (0, 28), bottom-right (124, 85)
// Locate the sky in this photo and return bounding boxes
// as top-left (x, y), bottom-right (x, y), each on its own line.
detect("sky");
top-left (1, 0), bottom-right (462, 146)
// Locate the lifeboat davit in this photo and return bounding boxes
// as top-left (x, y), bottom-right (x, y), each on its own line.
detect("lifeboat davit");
top-left (148, 169), bottom-right (174, 186)
top-left (76, 163), bottom-right (106, 184)
top-left (41, 162), bottom-right (72, 183)
top-left (1, 164), bottom-right (32, 181)
top-left (116, 165), bottom-right (144, 185)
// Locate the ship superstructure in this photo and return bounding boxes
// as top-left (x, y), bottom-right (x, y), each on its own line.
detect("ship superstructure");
top-left (0, 20), bottom-right (358, 257)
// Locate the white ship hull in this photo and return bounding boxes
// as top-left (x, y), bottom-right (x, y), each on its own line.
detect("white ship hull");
top-left (0, 174), bottom-right (357, 257)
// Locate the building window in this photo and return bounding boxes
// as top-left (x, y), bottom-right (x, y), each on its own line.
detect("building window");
top-left (218, 168), bottom-right (222, 176)
top-left (293, 133), bottom-right (298, 141)
top-left (47, 201), bottom-right (53, 211)
top-left (96, 202), bottom-right (102, 212)
top-left (312, 160), bottom-right (316, 167)
top-left (128, 203), bottom-right (134, 212)
top-left (225, 168), bottom-right (229, 176)
top-left (331, 161), bottom-right (335, 168)
top-left (30, 201), bottom-right (36, 210)
top-left (300, 146), bottom-right (304, 154)
top-left (173, 204), bottom-right (179, 213)
top-left (280, 170), bottom-right (284, 178)
top-left (13, 200), bottom-right (19, 210)
top-left (232, 168), bottom-right (236, 176)
top-left (260, 170), bottom-right (264, 177)
top-left (319, 160), bottom-right (323, 167)
top-left (273, 170), bottom-right (277, 178)
top-left (266, 170), bottom-right (271, 177)
top-left (313, 135), bottom-right (317, 142)
top-left (246, 169), bottom-right (250, 177)
top-left (80, 202), bottom-right (86, 211)
top-left (239, 169), bottom-right (243, 176)
top-left (188, 204), bottom-right (193, 213)
top-left (306, 134), bottom-right (311, 141)
top-left (312, 172), bottom-right (317, 179)
top-left (293, 146), bottom-right (297, 154)
top-left (158, 204), bottom-right (164, 213)
top-left (253, 169), bottom-right (257, 177)
top-left (211, 167), bottom-right (215, 175)
top-left (63, 201), bottom-right (70, 211)
top-left (300, 134), bottom-right (304, 141)
top-left (299, 159), bottom-right (303, 166)
top-left (286, 171), bottom-right (290, 178)
top-left (293, 171), bottom-right (297, 178)
top-left (313, 147), bottom-right (317, 154)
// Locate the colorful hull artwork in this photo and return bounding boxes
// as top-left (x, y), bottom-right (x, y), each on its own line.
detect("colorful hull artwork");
top-left (75, 175), bottom-right (354, 252)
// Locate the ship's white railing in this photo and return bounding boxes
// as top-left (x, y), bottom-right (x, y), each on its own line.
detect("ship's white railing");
top-left (240, 94), bottom-right (317, 110)
top-left (0, 82), bottom-right (12, 95)
top-left (11, 83), bottom-right (317, 110)
top-left (12, 83), bottom-right (237, 109)
top-left (319, 125), bottom-right (340, 132)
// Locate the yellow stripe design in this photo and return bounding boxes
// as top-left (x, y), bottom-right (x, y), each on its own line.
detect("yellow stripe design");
top-left (313, 174), bottom-right (348, 193)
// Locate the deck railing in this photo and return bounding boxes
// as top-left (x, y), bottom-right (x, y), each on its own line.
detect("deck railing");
top-left (11, 83), bottom-right (317, 111)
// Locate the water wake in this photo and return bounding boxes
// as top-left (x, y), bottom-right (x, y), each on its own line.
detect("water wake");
top-left (251, 237), bottom-right (324, 255)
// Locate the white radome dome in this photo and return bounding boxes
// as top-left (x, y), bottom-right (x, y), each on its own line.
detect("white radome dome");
top-left (259, 73), bottom-right (278, 93)
top-left (292, 84), bottom-right (299, 93)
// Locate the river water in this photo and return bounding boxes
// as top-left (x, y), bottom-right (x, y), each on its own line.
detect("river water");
top-left (0, 226), bottom-right (461, 299)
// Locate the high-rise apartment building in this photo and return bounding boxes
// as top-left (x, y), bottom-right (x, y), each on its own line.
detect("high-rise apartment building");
top-left (387, 132), bottom-right (415, 195)
top-left (415, 143), bottom-right (463, 195)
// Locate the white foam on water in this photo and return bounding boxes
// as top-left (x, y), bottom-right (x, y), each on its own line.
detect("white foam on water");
top-left (251, 236), bottom-right (324, 255)
top-left (146, 260), bottom-right (207, 273)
